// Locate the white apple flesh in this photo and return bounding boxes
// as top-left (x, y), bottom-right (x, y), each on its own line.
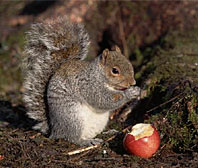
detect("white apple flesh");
top-left (123, 123), bottom-right (160, 158)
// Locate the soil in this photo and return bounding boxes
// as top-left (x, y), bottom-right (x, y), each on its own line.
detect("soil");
top-left (0, 1), bottom-right (198, 167)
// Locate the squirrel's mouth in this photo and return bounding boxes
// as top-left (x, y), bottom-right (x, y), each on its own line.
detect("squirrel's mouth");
top-left (117, 87), bottom-right (128, 91)
top-left (106, 83), bottom-right (128, 91)
top-left (114, 86), bottom-right (128, 91)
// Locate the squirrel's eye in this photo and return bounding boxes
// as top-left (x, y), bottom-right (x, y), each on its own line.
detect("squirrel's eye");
top-left (111, 67), bottom-right (120, 76)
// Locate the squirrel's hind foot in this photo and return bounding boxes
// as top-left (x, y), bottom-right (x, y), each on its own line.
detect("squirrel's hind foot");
top-left (77, 138), bottom-right (104, 146)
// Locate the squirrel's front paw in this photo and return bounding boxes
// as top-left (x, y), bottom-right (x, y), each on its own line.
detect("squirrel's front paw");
top-left (125, 86), bottom-right (141, 100)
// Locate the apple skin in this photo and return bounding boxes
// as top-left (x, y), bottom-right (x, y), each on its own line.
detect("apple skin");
top-left (123, 125), bottom-right (160, 158)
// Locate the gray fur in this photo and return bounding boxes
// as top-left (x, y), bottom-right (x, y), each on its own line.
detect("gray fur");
top-left (47, 57), bottom-right (140, 146)
top-left (23, 18), bottom-right (140, 146)
top-left (23, 18), bottom-right (90, 133)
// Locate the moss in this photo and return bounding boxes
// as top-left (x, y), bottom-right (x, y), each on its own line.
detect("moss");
top-left (147, 87), bottom-right (198, 152)
top-left (138, 29), bottom-right (198, 153)
top-left (0, 28), bottom-right (26, 100)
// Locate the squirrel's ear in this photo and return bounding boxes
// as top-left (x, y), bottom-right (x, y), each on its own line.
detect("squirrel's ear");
top-left (112, 45), bottom-right (121, 53)
top-left (101, 49), bottom-right (110, 65)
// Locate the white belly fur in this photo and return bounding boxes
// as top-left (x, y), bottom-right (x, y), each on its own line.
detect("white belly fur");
top-left (77, 103), bottom-right (110, 140)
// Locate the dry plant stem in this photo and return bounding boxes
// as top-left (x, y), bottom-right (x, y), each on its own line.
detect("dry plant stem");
top-left (118, 101), bottom-right (138, 122)
top-left (66, 125), bottom-right (132, 156)
top-left (146, 93), bottom-right (183, 114)
top-left (67, 144), bottom-right (99, 156)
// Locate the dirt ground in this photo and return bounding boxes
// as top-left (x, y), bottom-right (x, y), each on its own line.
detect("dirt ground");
top-left (0, 1), bottom-right (198, 168)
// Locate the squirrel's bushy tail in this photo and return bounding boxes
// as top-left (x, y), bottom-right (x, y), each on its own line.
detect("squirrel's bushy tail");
top-left (23, 18), bottom-right (90, 133)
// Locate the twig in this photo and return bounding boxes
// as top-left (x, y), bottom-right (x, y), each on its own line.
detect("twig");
top-left (66, 144), bottom-right (99, 156)
top-left (146, 93), bottom-right (183, 114)
top-left (66, 125), bottom-right (132, 156)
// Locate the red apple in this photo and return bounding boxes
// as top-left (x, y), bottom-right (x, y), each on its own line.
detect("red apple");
top-left (123, 123), bottom-right (160, 158)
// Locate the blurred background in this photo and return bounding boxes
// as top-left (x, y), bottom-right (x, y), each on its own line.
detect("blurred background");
top-left (1, 0), bottom-right (198, 102)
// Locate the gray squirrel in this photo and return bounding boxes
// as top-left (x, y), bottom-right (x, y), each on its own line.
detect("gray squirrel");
top-left (23, 17), bottom-right (140, 146)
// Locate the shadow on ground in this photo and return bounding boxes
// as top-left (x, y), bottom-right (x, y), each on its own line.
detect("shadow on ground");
top-left (0, 100), bottom-right (36, 129)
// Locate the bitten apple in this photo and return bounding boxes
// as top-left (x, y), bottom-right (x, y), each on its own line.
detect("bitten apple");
top-left (123, 123), bottom-right (160, 158)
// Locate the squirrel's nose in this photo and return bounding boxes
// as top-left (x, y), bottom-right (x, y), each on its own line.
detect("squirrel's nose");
top-left (129, 78), bottom-right (136, 86)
